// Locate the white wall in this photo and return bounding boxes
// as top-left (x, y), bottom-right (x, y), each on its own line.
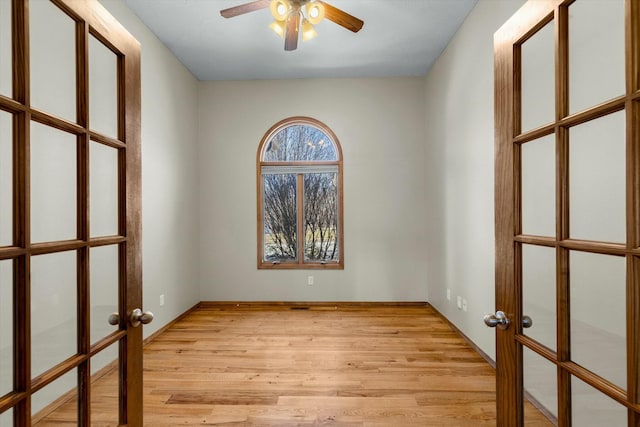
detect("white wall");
top-left (99, 0), bottom-right (201, 338)
top-left (423, 0), bottom-right (525, 360)
top-left (198, 78), bottom-right (428, 302)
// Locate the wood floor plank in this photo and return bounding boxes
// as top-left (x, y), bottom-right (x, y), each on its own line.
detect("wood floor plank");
top-left (34, 305), bottom-right (554, 426)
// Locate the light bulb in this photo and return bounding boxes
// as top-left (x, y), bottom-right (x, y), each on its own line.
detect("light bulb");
top-left (301, 19), bottom-right (317, 42)
top-left (305, 2), bottom-right (325, 25)
top-left (270, 0), bottom-right (289, 21)
top-left (269, 20), bottom-right (285, 38)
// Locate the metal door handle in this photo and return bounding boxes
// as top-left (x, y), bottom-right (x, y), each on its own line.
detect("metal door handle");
top-left (522, 315), bottom-right (533, 328)
top-left (130, 308), bottom-right (154, 327)
top-left (108, 312), bottom-right (120, 326)
top-left (483, 311), bottom-right (510, 330)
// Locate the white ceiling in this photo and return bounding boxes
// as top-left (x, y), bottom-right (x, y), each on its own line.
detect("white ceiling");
top-left (122, 0), bottom-right (478, 81)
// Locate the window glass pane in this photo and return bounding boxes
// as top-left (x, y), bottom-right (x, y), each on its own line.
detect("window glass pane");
top-left (31, 251), bottom-right (77, 378)
top-left (263, 125), bottom-right (337, 161)
top-left (570, 251), bottom-right (626, 390)
top-left (521, 134), bottom-right (555, 237)
top-left (0, 260), bottom-right (12, 397)
top-left (0, 110), bottom-right (11, 246)
top-left (0, 0), bottom-right (11, 97)
top-left (522, 244), bottom-right (556, 351)
top-left (569, 111), bottom-right (625, 243)
top-left (30, 122), bottom-right (77, 243)
top-left (521, 19), bottom-right (555, 133)
top-left (304, 173), bottom-right (338, 262)
top-left (31, 369), bottom-right (76, 422)
top-left (263, 174), bottom-right (297, 262)
top-left (30, 0), bottom-right (76, 122)
top-left (569, 0), bottom-right (624, 114)
top-left (89, 34), bottom-right (118, 139)
top-left (572, 375), bottom-right (626, 426)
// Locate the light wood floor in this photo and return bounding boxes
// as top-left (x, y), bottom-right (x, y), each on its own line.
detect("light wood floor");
top-left (37, 304), bottom-right (553, 426)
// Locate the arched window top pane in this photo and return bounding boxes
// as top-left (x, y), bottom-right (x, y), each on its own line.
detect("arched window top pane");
top-left (260, 118), bottom-right (340, 162)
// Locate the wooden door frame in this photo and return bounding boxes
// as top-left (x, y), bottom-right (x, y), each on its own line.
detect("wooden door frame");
top-left (494, 0), bottom-right (640, 425)
top-left (0, 0), bottom-right (142, 425)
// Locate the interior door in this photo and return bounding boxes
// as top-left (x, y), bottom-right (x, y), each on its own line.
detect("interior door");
top-left (493, 0), bottom-right (640, 425)
top-left (0, 0), bottom-right (145, 425)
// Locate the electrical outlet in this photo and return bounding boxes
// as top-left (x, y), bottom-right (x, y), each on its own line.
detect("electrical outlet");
top-left (446, 288), bottom-right (451, 301)
top-left (159, 294), bottom-right (165, 306)
top-left (462, 298), bottom-right (468, 312)
top-left (456, 296), bottom-right (462, 310)
top-left (307, 276), bottom-right (314, 285)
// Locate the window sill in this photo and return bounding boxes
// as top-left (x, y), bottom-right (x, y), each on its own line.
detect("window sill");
top-left (258, 262), bottom-right (344, 270)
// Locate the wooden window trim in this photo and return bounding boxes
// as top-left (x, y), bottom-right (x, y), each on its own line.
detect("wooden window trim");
top-left (256, 116), bottom-right (344, 270)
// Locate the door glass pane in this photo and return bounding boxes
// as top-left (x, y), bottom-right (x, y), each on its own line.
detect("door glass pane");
top-left (91, 245), bottom-right (119, 343)
top-left (570, 251), bottom-right (626, 390)
top-left (521, 19), bottom-right (555, 133)
top-left (91, 341), bottom-right (118, 376)
top-left (31, 122), bottom-right (77, 243)
top-left (91, 343), bottom-right (119, 425)
top-left (90, 141), bottom-right (118, 237)
top-left (524, 347), bottom-right (557, 423)
top-left (0, 260), bottom-right (12, 397)
top-left (521, 134), bottom-right (555, 237)
top-left (89, 34), bottom-right (118, 139)
top-left (569, 0), bottom-right (624, 114)
top-left (522, 245), bottom-right (556, 350)
top-left (569, 111), bottom-right (625, 243)
top-left (0, 110), bottom-right (11, 246)
top-left (0, 410), bottom-right (12, 426)
top-left (572, 375), bottom-right (626, 426)
top-left (31, 369), bottom-right (77, 424)
top-left (0, 0), bottom-right (11, 97)
top-left (304, 173), bottom-right (338, 262)
top-left (31, 251), bottom-right (77, 378)
top-left (30, 0), bottom-right (76, 122)
top-left (263, 173), bottom-right (297, 263)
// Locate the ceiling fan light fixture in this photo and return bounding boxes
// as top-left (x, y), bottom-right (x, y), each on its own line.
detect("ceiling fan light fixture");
top-left (270, 0), bottom-right (290, 21)
top-left (305, 2), bottom-right (325, 25)
top-left (269, 20), bottom-right (286, 37)
top-left (220, 0), bottom-right (363, 51)
top-left (301, 18), bottom-right (317, 42)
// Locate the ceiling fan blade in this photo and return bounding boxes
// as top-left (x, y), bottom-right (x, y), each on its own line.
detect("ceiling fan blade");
top-left (319, 1), bottom-right (364, 33)
top-left (220, 0), bottom-right (270, 18)
top-left (284, 13), bottom-right (300, 51)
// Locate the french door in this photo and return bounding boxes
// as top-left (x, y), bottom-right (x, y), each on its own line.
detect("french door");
top-left (493, 0), bottom-right (640, 425)
top-left (0, 0), bottom-right (145, 425)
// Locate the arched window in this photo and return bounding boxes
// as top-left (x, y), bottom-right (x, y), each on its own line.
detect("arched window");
top-left (257, 117), bottom-right (344, 269)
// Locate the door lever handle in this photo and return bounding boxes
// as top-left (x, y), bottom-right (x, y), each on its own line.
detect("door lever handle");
top-left (130, 308), bottom-right (154, 327)
top-left (483, 311), bottom-right (510, 330)
top-left (108, 312), bottom-right (120, 326)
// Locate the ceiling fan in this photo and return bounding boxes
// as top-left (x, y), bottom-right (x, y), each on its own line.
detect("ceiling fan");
top-left (220, 0), bottom-right (364, 51)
